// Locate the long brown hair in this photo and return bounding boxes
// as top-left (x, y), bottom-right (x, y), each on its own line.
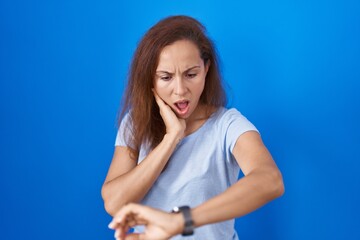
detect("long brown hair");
top-left (118, 15), bottom-right (227, 160)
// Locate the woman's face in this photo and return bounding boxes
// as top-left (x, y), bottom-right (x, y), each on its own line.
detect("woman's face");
top-left (154, 40), bottom-right (209, 120)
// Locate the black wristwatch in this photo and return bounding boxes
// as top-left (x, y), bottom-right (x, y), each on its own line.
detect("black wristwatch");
top-left (171, 206), bottom-right (194, 236)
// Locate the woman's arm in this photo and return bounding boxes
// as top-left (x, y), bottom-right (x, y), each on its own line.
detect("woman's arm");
top-left (191, 131), bottom-right (284, 227)
top-left (102, 91), bottom-right (186, 216)
top-left (102, 134), bottom-right (180, 216)
top-left (109, 131), bottom-right (284, 239)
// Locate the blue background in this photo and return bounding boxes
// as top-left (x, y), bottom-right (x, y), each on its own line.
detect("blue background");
top-left (1, 0), bottom-right (359, 239)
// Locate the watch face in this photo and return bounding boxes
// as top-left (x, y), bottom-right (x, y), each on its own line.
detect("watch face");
top-left (172, 206), bottom-right (180, 212)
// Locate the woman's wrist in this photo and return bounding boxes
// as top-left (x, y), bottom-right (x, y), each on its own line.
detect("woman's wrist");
top-left (163, 133), bottom-right (183, 146)
top-left (170, 212), bottom-right (185, 236)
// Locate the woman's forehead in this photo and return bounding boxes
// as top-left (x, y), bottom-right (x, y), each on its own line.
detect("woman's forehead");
top-left (156, 40), bottom-right (202, 71)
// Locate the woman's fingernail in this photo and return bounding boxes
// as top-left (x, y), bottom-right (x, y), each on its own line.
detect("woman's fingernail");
top-left (108, 221), bottom-right (115, 229)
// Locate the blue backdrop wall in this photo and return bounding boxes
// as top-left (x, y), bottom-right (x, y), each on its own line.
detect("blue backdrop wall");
top-left (1, 0), bottom-right (359, 239)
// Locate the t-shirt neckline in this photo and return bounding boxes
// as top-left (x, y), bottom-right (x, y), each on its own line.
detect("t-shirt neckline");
top-left (177, 107), bottom-right (224, 146)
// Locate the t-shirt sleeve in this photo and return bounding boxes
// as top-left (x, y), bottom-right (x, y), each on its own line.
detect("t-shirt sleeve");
top-left (224, 108), bottom-right (259, 152)
top-left (114, 113), bottom-right (134, 147)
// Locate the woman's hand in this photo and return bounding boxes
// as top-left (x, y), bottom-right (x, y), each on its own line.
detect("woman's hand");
top-left (152, 89), bottom-right (186, 141)
top-left (108, 203), bottom-right (184, 240)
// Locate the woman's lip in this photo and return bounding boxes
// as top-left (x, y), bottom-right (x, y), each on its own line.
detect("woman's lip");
top-left (174, 99), bottom-right (189, 104)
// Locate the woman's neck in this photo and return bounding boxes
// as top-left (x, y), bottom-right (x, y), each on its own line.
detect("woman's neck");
top-left (184, 104), bottom-right (217, 136)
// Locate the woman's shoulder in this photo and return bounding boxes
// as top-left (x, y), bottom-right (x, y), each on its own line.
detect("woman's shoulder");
top-left (211, 106), bottom-right (246, 123)
top-left (211, 106), bottom-right (258, 133)
top-left (118, 111), bottom-right (133, 128)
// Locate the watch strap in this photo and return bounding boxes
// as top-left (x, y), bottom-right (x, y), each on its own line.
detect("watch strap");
top-left (172, 206), bottom-right (194, 236)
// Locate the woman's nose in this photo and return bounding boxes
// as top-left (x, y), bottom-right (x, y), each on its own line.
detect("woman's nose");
top-left (174, 77), bottom-right (187, 96)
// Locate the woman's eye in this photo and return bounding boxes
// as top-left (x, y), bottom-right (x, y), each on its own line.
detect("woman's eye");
top-left (186, 73), bottom-right (197, 78)
top-left (161, 76), bottom-right (171, 81)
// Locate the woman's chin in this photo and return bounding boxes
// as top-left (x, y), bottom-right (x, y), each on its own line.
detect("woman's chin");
top-left (176, 112), bottom-right (191, 119)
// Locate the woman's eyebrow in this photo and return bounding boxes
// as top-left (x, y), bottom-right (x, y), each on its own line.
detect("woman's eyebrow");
top-left (156, 65), bottom-right (201, 74)
top-left (184, 66), bottom-right (201, 72)
top-left (156, 70), bottom-right (173, 74)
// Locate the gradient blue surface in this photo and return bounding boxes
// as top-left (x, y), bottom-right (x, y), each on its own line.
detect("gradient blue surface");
top-left (1, 1), bottom-right (359, 239)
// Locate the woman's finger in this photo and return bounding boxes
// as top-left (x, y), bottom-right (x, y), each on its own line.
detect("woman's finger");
top-left (111, 203), bottom-right (148, 228)
top-left (152, 89), bottom-right (183, 129)
top-left (109, 205), bottom-right (137, 228)
top-left (124, 233), bottom-right (141, 240)
top-left (152, 89), bottom-right (169, 110)
top-left (113, 223), bottom-right (131, 240)
top-left (126, 218), bottom-right (148, 227)
top-left (108, 220), bottom-right (119, 229)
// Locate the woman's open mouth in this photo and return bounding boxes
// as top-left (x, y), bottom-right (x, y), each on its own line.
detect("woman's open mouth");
top-left (174, 100), bottom-right (190, 116)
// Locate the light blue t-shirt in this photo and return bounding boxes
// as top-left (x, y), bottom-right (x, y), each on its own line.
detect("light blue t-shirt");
top-left (115, 107), bottom-right (259, 240)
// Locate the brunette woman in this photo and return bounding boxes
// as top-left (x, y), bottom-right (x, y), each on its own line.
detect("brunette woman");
top-left (102, 15), bottom-right (284, 240)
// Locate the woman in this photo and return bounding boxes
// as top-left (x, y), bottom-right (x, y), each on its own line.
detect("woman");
top-left (102, 15), bottom-right (284, 240)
